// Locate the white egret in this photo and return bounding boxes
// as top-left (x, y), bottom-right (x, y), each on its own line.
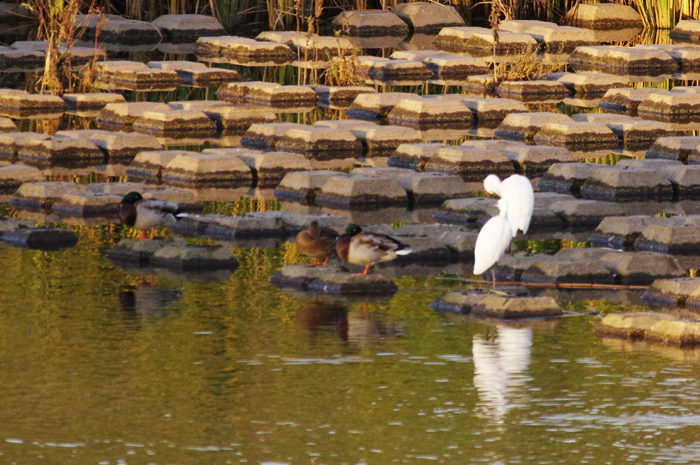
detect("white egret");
top-left (473, 198), bottom-right (514, 288)
top-left (484, 174), bottom-right (534, 236)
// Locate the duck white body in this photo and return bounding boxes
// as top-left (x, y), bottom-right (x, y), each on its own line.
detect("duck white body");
top-left (484, 174), bottom-right (534, 235)
top-left (336, 224), bottom-right (412, 275)
top-left (133, 200), bottom-right (178, 231)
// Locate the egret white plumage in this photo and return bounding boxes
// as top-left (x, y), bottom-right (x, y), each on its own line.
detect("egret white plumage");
top-left (483, 174), bottom-right (534, 236)
top-left (473, 198), bottom-right (514, 287)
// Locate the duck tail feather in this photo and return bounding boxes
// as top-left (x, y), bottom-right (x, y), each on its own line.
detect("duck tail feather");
top-left (396, 248), bottom-right (412, 255)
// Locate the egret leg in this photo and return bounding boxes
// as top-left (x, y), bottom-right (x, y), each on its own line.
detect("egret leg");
top-left (492, 270), bottom-right (496, 290)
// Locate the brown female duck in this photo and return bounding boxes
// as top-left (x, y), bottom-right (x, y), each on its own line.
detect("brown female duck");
top-left (296, 221), bottom-right (339, 267)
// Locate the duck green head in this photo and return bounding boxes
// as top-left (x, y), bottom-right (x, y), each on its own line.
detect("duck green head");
top-left (345, 224), bottom-right (363, 237)
top-left (121, 192), bottom-right (144, 205)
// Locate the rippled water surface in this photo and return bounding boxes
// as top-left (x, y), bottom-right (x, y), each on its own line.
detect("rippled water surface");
top-left (1, 229), bottom-right (700, 464)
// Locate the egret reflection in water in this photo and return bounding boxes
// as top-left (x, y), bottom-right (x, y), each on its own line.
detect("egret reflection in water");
top-left (473, 326), bottom-right (533, 423)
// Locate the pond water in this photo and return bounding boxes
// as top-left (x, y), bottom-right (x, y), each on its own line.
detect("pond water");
top-left (0, 228), bottom-right (699, 464)
top-left (2, 16), bottom-right (700, 464)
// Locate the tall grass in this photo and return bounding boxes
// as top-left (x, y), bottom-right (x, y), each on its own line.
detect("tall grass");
top-left (24, 0), bottom-right (105, 95)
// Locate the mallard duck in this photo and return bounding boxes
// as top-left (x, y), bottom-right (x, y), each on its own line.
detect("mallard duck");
top-left (119, 191), bottom-right (181, 241)
top-left (336, 224), bottom-right (412, 276)
top-left (296, 221), bottom-right (338, 267)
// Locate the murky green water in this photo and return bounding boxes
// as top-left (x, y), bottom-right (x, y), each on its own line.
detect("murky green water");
top-left (1, 227), bottom-right (699, 464)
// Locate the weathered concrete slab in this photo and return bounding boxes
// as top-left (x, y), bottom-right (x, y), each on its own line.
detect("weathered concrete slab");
top-left (332, 10), bottom-right (409, 36)
top-left (393, 2), bottom-right (464, 33)
top-left (657, 164), bottom-right (700, 198)
top-left (237, 151), bottom-right (312, 185)
top-left (275, 127), bottom-right (363, 160)
top-left (175, 67), bottom-right (240, 87)
top-left (386, 97), bottom-right (473, 129)
top-left (0, 93), bottom-right (68, 117)
top-left (346, 92), bottom-right (421, 121)
top-left (51, 192), bottom-right (121, 216)
top-left (471, 294), bottom-right (562, 319)
top-left (605, 120), bottom-right (675, 151)
top-left (580, 166), bottom-right (673, 202)
top-left (637, 92), bottom-right (700, 124)
top-left (62, 93), bottom-right (126, 111)
top-left (132, 110), bottom-right (217, 138)
top-left (197, 104), bottom-right (274, 134)
top-left (521, 259), bottom-right (615, 284)
top-left (17, 136), bottom-right (104, 168)
top-left (537, 162), bottom-right (615, 195)
top-left (350, 126), bottom-right (422, 156)
top-left (548, 198), bottom-right (625, 228)
top-left (595, 312), bottom-right (678, 339)
top-left (670, 19), bottom-right (700, 41)
top-left (424, 147), bottom-right (514, 180)
top-left (588, 215), bottom-right (675, 249)
top-left (646, 136), bottom-right (700, 163)
top-left (567, 3), bottom-right (642, 29)
top-left (496, 81), bottom-right (570, 102)
top-left (527, 25), bottom-right (597, 54)
top-left (599, 87), bottom-right (669, 116)
top-left (107, 237), bottom-right (188, 265)
top-left (125, 150), bottom-right (195, 180)
top-left (495, 112), bottom-right (574, 141)
top-left (534, 121), bottom-right (618, 153)
top-left (240, 122), bottom-right (306, 150)
top-left (423, 55), bottom-right (489, 78)
top-left (55, 130), bottom-right (162, 163)
top-left (387, 143), bottom-right (446, 169)
top-left (433, 26), bottom-right (491, 52)
top-left (151, 14), bottom-right (224, 42)
top-left (97, 102), bottom-right (172, 130)
top-left (273, 170), bottom-right (350, 203)
top-left (554, 72), bottom-right (628, 95)
top-left (642, 277), bottom-right (700, 305)
top-left (314, 86), bottom-right (376, 106)
top-left (0, 217), bottom-right (34, 237)
top-left (501, 145), bottom-right (575, 175)
top-left (172, 212), bottom-right (286, 239)
top-left (220, 39), bottom-right (294, 62)
top-left (272, 265), bottom-right (399, 294)
top-left (0, 164), bottom-right (43, 192)
top-left (161, 152), bottom-right (252, 187)
top-left (360, 57), bottom-right (432, 80)
top-left (429, 292), bottom-right (487, 313)
top-left (110, 69), bottom-right (182, 90)
top-left (315, 174), bottom-right (408, 209)
top-left (463, 31), bottom-right (538, 58)
top-left (392, 172), bottom-right (470, 206)
top-left (149, 244), bottom-right (239, 271)
top-left (634, 221), bottom-right (700, 255)
top-left (600, 251), bottom-right (684, 285)
top-left (461, 97), bottom-right (528, 127)
top-left (1, 227), bottom-right (78, 250)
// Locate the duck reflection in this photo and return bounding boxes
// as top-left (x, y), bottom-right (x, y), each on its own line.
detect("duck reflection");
top-left (472, 326), bottom-right (532, 423)
top-left (296, 299), bottom-right (349, 342)
top-left (347, 311), bottom-right (407, 348)
top-left (119, 282), bottom-right (181, 318)
top-left (296, 299), bottom-right (407, 346)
